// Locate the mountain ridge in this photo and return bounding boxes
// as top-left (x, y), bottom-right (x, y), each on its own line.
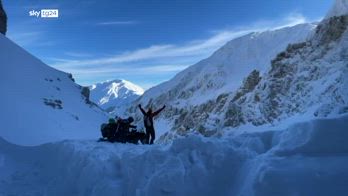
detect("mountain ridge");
top-left (89, 79), bottom-right (144, 115)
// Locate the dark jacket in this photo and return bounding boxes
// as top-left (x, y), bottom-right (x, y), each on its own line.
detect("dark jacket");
top-left (139, 105), bottom-right (165, 128)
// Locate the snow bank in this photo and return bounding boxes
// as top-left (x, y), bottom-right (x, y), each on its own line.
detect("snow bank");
top-left (1, 115), bottom-right (347, 196)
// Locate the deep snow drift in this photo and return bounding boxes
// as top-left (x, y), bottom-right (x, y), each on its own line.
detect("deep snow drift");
top-left (0, 34), bottom-right (107, 146)
top-left (1, 114), bottom-right (347, 196)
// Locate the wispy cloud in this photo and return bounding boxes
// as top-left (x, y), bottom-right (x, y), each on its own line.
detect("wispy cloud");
top-left (97, 21), bottom-right (138, 26)
top-left (63, 64), bottom-right (189, 75)
top-left (64, 51), bottom-right (93, 58)
top-left (54, 13), bottom-right (310, 70)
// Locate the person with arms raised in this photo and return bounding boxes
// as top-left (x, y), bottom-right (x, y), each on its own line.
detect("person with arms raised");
top-left (138, 104), bottom-right (166, 144)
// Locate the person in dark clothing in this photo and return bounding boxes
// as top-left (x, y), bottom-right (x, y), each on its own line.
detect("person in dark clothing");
top-left (100, 118), bottom-right (118, 141)
top-left (138, 104), bottom-right (166, 144)
top-left (115, 117), bottom-right (136, 143)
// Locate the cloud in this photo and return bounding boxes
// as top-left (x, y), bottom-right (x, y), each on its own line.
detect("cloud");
top-left (64, 52), bottom-right (93, 58)
top-left (97, 21), bottom-right (138, 25)
top-left (63, 64), bottom-right (190, 75)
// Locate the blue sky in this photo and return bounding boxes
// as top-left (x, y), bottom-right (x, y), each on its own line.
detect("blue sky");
top-left (4, 0), bottom-right (333, 89)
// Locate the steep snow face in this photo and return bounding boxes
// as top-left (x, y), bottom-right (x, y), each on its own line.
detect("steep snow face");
top-left (126, 23), bottom-right (315, 136)
top-left (326, 0), bottom-right (348, 19)
top-left (226, 15), bottom-right (348, 128)
top-left (136, 23), bottom-right (315, 107)
top-left (89, 79), bottom-right (143, 115)
top-left (0, 34), bottom-right (107, 146)
top-left (1, 115), bottom-right (347, 195)
top-left (155, 14), bottom-right (348, 137)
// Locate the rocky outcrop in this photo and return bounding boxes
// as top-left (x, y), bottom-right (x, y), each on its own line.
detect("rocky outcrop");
top-left (158, 14), bottom-right (348, 139)
top-left (81, 87), bottom-right (91, 103)
top-left (0, 0), bottom-right (7, 35)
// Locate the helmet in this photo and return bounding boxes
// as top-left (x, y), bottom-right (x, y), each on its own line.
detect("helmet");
top-left (108, 118), bottom-right (116, 124)
top-left (128, 117), bottom-right (134, 123)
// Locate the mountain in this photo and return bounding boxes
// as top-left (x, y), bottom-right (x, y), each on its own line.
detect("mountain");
top-left (136, 1), bottom-right (348, 140)
top-left (221, 13), bottom-right (348, 128)
top-left (1, 1), bottom-right (348, 195)
top-left (126, 23), bottom-right (316, 137)
top-left (0, 34), bottom-right (107, 146)
top-left (89, 79), bottom-right (144, 115)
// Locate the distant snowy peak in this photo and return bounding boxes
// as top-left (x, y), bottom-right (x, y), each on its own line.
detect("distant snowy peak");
top-left (326, 0), bottom-right (348, 18)
top-left (90, 79), bottom-right (144, 114)
top-left (90, 79), bottom-right (144, 99)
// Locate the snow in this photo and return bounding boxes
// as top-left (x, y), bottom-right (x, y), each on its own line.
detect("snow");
top-left (0, 34), bottom-right (107, 146)
top-left (0, 2), bottom-right (347, 195)
top-left (0, 114), bottom-right (347, 195)
top-left (89, 79), bottom-right (144, 115)
top-left (137, 23), bottom-right (316, 107)
top-left (126, 23), bottom-right (316, 137)
top-left (326, 0), bottom-right (348, 19)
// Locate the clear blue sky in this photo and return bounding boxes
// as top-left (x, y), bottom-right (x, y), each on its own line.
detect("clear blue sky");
top-left (3, 0), bottom-right (333, 89)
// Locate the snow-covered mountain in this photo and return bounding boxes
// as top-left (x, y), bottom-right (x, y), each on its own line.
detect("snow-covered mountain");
top-left (89, 79), bottom-right (144, 115)
top-left (137, 23), bottom-right (316, 106)
top-left (127, 23), bottom-right (316, 137)
top-left (220, 14), bottom-right (348, 128)
top-left (162, 4), bottom-right (347, 140)
top-left (0, 34), bottom-right (107, 146)
top-left (1, 1), bottom-right (348, 195)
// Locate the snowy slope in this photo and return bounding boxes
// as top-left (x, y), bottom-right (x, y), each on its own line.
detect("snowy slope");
top-left (0, 34), bottom-right (107, 146)
top-left (136, 23), bottom-right (315, 107)
top-left (126, 23), bottom-right (316, 136)
top-left (1, 114), bottom-right (347, 196)
top-left (89, 79), bottom-right (143, 115)
top-left (154, 11), bottom-right (348, 137)
top-left (153, 13), bottom-right (348, 138)
top-left (224, 13), bottom-right (348, 127)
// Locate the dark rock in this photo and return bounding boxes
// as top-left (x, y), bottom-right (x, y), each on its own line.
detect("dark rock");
top-left (67, 73), bottom-right (75, 82)
top-left (81, 86), bottom-right (90, 103)
top-left (43, 98), bottom-right (63, 109)
top-left (0, 0), bottom-right (7, 35)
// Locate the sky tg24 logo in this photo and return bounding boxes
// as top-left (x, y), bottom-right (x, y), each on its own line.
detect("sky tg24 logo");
top-left (29, 9), bottom-right (59, 18)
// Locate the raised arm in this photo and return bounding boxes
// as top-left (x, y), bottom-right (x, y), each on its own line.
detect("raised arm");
top-left (153, 105), bottom-right (166, 116)
top-left (138, 104), bottom-right (146, 115)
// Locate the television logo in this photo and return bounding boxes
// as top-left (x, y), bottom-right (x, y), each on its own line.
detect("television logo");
top-left (29, 9), bottom-right (59, 18)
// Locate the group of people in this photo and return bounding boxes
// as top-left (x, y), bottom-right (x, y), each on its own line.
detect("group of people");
top-left (100, 104), bottom-right (166, 145)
